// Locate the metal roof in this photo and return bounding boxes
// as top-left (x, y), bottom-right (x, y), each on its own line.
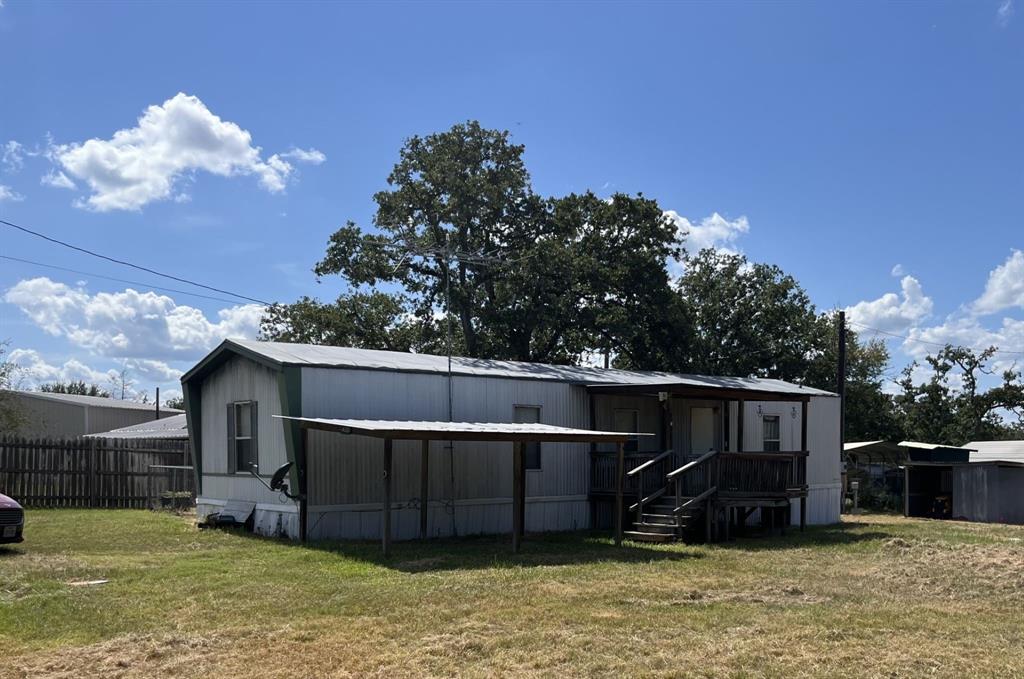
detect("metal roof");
top-left (275, 416), bottom-right (651, 443)
top-left (963, 440), bottom-right (1024, 464)
top-left (185, 339), bottom-right (834, 398)
top-left (898, 440), bottom-right (976, 452)
top-left (84, 414), bottom-right (189, 440)
top-left (3, 389), bottom-right (183, 413)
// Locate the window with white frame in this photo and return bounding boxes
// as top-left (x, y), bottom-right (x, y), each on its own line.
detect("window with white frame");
top-left (762, 414), bottom-right (781, 452)
top-left (514, 405), bottom-right (542, 470)
top-left (613, 409), bottom-right (640, 453)
top-left (229, 401), bottom-right (258, 473)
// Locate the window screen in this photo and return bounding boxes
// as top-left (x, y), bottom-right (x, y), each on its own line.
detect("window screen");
top-left (229, 401), bottom-right (258, 473)
top-left (762, 415), bottom-right (781, 452)
top-left (514, 405), bottom-right (542, 470)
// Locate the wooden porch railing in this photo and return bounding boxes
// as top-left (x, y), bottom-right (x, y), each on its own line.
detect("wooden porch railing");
top-left (590, 450), bottom-right (671, 497)
top-left (626, 450), bottom-right (673, 525)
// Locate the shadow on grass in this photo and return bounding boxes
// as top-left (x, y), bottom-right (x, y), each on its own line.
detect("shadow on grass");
top-left (0, 546), bottom-right (25, 557)
top-left (271, 530), bottom-right (705, 573)
top-left (714, 521), bottom-right (898, 551)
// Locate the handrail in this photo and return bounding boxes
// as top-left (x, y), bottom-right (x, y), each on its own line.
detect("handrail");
top-left (674, 485), bottom-right (717, 514)
top-left (626, 449), bottom-right (673, 477)
top-left (628, 486), bottom-right (667, 513)
top-left (667, 449), bottom-right (719, 480)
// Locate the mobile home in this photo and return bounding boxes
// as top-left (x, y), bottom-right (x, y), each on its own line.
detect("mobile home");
top-left (182, 340), bottom-right (841, 542)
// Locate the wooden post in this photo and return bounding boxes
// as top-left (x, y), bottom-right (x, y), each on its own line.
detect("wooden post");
top-left (382, 438), bottom-right (393, 557)
top-left (800, 399), bottom-right (809, 532)
top-left (737, 399), bottom-right (745, 453)
top-left (614, 441), bottom-right (625, 546)
top-left (518, 442), bottom-right (527, 539)
top-left (903, 466), bottom-right (910, 517)
top-left (88, 438), bottom-right (97, 508)
top-left (705, 498), bottom-right (712, 543)
top-left (512, 441), bottom-right (524, 553)
top-left (420, 439), bottom-right (429, 540)
top-left (299, 428), bottom-right (308, 542)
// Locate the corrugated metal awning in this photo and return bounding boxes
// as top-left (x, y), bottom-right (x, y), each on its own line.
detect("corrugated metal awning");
top-left (275, 416), bottom-right (649, 443)
top-left (898, 440), bottom-right (976, 452)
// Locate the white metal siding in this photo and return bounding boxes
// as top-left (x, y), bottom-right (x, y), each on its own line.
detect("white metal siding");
top-left (198, 355), bottom-right (288, 509)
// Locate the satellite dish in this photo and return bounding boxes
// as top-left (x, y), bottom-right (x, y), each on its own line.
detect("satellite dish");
top-left (247, 461), bottom-right (299, 499)
top-left (270, 462), bottom-right (293, 491)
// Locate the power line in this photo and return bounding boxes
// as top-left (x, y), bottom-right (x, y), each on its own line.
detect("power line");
top-left (848, 320), bottom-right (1023, 355)
top-left (0, 218), bottom-right (272, 306)
top-left (0, 254), bottom-right (245, 305)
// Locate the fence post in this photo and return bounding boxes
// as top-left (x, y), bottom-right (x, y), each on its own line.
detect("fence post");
top-left (88, 438), bottom-right (97, 508)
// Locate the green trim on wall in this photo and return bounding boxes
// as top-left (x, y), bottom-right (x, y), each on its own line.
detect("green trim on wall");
top-left (182, 381), bottom-right (203, 496)
top-left (277, 366), bottom-right (303, 498)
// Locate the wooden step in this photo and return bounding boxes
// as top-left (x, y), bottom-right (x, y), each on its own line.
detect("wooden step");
top-left (623, 530), bottom-right (676, 543)
top-left (632, 522), bottom-right (677, 534)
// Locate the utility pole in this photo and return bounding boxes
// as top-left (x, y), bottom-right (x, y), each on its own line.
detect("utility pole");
top-left (837, 310), bottom-right (846, 444)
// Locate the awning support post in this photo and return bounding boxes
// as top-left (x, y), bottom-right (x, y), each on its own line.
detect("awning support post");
top-left (382, 437), bottom-right (393, 557)
top-left (614, 441), bottom-right (625, 546)
top-left (800, 399), bottom-right (808, 532)
top-left (420, 439), bottom-right (429, 540)
top-left (512, 441), bottom-right (524, 553)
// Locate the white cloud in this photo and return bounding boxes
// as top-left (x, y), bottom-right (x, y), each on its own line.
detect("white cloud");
top-left (51, 93), bottom-right (323, 211)
top-left (9, 348), bottom-right (117, 386)
top-left (667, 211), bottom-right (750, 255)
top-left (998, 0), bottom-right (1015, 27)
top-left (2, 140), bottom-right (24, 172)
top-left (845, 275), bottom-right (934, 335)
top-left (4, 277), bottom-right (263, 360)
top-left (0, 184), bottom-right (24, 202)
top-left (972, 250), bottom-right (1024, 315)
top-left (124, 358), bottom-right (184, 383)
top-left (903, 316), bottom-right (1024, 363)
top-left (890, 264), bottom-right (906, 277)
top-left (280, 147), bottom-right (327, 164)
top-left (40, 169), bottom-right (76, 190)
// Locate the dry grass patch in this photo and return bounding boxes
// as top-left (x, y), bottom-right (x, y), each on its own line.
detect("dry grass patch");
top-left (2, 511), bottom-right (1024, 677)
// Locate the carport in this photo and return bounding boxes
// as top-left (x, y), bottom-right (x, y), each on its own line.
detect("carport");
top-left (276, 416), bottom-right (649, 555)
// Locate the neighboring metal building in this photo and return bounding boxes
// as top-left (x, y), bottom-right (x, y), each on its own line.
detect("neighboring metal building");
top-left (901, 441), bottom-right (1024, 525)
top-left (181, 339), bottom-right (842, 541)
top-left (963, 440), bottom-right (1024, 465)
top-left (84, 413), bottom-right (189, 440)
top-left (2, 389), bottom-right (182, 438)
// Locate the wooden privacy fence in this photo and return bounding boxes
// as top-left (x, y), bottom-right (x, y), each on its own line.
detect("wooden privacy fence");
top-left (0, 435), bottom-right (194, 508)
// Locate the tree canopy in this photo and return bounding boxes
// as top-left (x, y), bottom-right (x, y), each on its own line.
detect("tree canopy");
top-left (263, 121), bottom-right (683, 365)
top-left (895, 346), bottom-right (1024, 444)
top-left (261, 120), bottom-right (1015, 443)
top-left (39, 381), bottom-right (111, 397)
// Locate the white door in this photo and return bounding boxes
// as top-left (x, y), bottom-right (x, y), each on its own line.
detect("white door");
top-left (690, 407), bottom-right (716, 454)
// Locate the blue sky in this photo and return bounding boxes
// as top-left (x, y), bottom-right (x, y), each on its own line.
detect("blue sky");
top-left (0, 0), bottom-right (1021, 402)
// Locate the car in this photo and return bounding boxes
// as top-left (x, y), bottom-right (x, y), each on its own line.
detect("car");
top-left (0, 493), bottom-right (24, 544)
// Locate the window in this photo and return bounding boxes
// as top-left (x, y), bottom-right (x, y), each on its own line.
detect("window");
top-left (762, 415), bottom-right (781, 452)
top-left (229, 401), bottom-right (258, 473)
top-left (514, 405), bottom-right (542, 470)
top-left (613, 409), bottom-right (640, 453)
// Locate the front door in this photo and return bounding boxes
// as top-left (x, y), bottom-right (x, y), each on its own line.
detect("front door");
top-left (690, 407), bottom-right (716, 456)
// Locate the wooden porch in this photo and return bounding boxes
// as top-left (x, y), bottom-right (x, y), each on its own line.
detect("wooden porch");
top-left (588, 389), bottom-right (811, 543)
top-left (591, 447), bottom-right (808, 542)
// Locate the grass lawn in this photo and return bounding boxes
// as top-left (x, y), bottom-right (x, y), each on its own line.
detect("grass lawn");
top-left (2, 511), bottom-right (1023, 678)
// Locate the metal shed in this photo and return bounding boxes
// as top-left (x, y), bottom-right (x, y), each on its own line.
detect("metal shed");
top-left (2, 389), bottom-right (182, 438)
